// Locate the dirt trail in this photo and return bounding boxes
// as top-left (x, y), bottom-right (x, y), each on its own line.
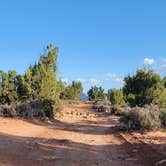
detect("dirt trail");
top-left (0, 102), bottom-right (165, 166)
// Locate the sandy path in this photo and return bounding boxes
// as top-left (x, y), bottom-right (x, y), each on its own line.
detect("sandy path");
top-left (0, 102), bottom-right (165, 166)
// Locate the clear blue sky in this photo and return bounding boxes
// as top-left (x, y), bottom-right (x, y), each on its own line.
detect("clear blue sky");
top-left (0, 0), bottom-right (166, 92)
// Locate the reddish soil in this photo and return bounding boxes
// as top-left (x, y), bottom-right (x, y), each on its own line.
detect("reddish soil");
top-left (0, 102), bottom-right (165, 166)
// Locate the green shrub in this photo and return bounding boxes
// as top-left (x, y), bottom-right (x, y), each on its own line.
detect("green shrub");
top-left (42, 99), bottom-right (55, 118)
top-left (107, 89), bottom-right (125, 106)
top-left (160, 109), bottom-right (166, 127)
top-left (88, 86), bottom-right (105, 101)
top-left (120, 105), bottom-right (161, 130)
top-left (111, 105), bottom-right (130, 116)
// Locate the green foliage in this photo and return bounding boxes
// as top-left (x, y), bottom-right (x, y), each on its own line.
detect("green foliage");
top-left (0, 70), bottom-right (18, 104)
top-left (17, 75), bottom-right (32, 101)
top-left (107, 88), bottom-right (125, 106)
top-left (123, 69), bottom-right (166, 108)
top-left (57, 80), bottom-right (65, 95)
top-left (88, 86), bottom-right (105, 101)
top-left (42, 99), bottom-right (54, 118)
top-left (60, 81), bottom-right (83, 100)
top-left (71, 81), bottom-right (83, 95)
top-left (36, 44), bottom-right (59, 102)
top-left (0, 44), bottom-right (61, 106)
top-left (162, 77), bottom-right (166, 88)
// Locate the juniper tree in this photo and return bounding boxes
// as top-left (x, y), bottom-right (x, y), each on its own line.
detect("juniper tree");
top-left (0, 70), bottom-right (18, 104)
top-left (107, 88), bottom-right (125, 106)
top-left (60, 81), bottom-right (83, 100)
top-left (123, 69), bottom-right (166, 108)
top-left (88, 86), bottom-right (105, 101)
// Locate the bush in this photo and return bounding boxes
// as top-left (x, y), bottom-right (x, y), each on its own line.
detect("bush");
top-left (42, 99), bottom-right (55, 118)
top-left (18, 101), bottom-right (47, 118)
top-left (93, 99), bottom-right (111, 113)
top-left (107, 89), bottom-right (125, 106)
top-left (160, 109), bottom-right (166, 127)
top-left (120, 105), bottom-right (161, 130)
top-left (111, 105), bottom-right (130, 116)
top-left (88, 86), bottom-right (105, 101)
top-left (18, 103), bottom-right (32, 118)
top-left (0, 100), bottom-right (63, 119)
top-left (0, 105), bottom-right (17, 117)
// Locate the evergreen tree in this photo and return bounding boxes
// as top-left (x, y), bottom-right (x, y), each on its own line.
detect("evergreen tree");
top-left (17, 75), bottom-right (32, 101)
top-left (38, 44), bottom-right (59, 102)
top-left (0, 70), bottom-right (18, 104)
top-left (107, 88), bottom-right (125, 106)
top-left (88, 86), bottom-right (105, 101)
top-left (60, 81), bottom-right (83, 100)
top-left (123, 68), bottom-right (166, 108)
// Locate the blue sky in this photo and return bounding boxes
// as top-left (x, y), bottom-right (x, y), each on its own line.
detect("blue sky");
top-left (0, 0), bottom-right (166, 92)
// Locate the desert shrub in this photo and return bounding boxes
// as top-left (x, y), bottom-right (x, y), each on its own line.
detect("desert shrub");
top-left (17, 101), bottom-right (45, 118)
top-left (0, 105), bottom-right (17, 117)
top-left (120, 105), bottom-right (161, 130)
top-left (160, 109), bottom-right (166, 127)
top-left (7, 100), bottom-right (62, 119)
top-left (111, 105), bottom-right (130, 116)
top-left (93, 99), bottom-right (111, 113)
top-left (18, 103), bottom-right (33, 118)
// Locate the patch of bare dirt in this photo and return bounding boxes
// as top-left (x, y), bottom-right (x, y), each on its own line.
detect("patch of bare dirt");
top-left (0, 102), bottom-right (165, 166)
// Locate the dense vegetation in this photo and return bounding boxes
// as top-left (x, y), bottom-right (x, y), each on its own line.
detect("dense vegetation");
top-left (123, 69), bottom-right (166, 108)
top-left (87, 86), bottom-right (105, 101)
top-left (89, 69), bottom-right (166, 130)
top-left (0, 44), bottom-right (83, 118)
top-left (60, 81), bottom-right (83, 100)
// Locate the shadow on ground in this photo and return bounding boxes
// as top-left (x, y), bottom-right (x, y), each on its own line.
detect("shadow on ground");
top-left (0, 131), bottom-right (165, 166)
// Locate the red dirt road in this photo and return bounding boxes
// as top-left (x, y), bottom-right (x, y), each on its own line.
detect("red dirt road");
top-left (0, 102), bottom-right (165, 166)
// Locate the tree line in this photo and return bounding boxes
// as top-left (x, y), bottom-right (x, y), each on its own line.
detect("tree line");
top-left (1, 44), bottom-right (166, 112)
top-left (88, 68), bottom-right (166, 109)
top-left (0, 44), bottom-right (83, 106)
